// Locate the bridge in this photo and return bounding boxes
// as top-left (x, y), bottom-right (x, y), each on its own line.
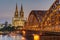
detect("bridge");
top-left (20, 1), bottom-right (60, 39)
top-left (8, 0), bottom-right (60, 37)
top-left (15, 1), bottom-right (60, 38)
top-left (24, 0), bottom-right (60, 32)
top-left (0, 0), bottom-right (60, 40)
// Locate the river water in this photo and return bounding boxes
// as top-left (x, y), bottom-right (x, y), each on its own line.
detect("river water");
top-left (0, 34), bottom-right (40, 40)
top-left (0, 35), bottom-right (26, 40)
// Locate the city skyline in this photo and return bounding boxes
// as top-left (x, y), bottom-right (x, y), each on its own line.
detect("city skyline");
top-left (0, 0), bottom-right (55, 24)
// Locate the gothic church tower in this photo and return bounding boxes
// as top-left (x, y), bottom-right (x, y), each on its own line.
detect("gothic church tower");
top-left (12, 3), bottom-right (25, 28)
top-left (14, 3), bottom-right (18, 18)
top-left (20, 4), bottom-right (24, 19)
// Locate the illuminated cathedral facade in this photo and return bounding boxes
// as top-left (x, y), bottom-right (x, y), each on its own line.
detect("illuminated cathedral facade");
top-left (12, 4), bottom-right (25, 27)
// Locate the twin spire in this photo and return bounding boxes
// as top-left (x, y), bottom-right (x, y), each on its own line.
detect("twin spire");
top-left (15, 3), bottom-right (18, 17)
top-left (20, 4), bottom-right (24, 18)
top-left (14, 3), bottom-right (24, 19)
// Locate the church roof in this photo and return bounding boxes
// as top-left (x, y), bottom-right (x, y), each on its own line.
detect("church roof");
top-left (29, 10), bottom-right (48, 22)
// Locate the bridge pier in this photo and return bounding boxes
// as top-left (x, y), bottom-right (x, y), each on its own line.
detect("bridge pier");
top-left (22, 30), bottom-right (42, 40)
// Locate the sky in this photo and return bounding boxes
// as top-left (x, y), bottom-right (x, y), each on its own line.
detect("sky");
top-left (0, 0), bottom-right (55, 24)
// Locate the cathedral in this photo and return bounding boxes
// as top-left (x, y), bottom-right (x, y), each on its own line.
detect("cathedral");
top-left (12, 3), bottom-right (25, 27)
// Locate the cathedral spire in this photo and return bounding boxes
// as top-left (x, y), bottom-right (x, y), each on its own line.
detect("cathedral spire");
top-left (20, 4), bottom-right (24, 19)
top-left (14, 3), bottom-right (18, 18)
top-left (21, 4), bottom-right (23, 12)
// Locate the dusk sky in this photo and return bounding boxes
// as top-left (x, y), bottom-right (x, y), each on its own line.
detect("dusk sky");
top-left (0, 0), bottom-right (55, 24)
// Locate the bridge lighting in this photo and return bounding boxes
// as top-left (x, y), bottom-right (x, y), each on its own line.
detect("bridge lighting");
top-left (22, 30), bottom-right (25, 36)
top-left (22, 36), bottom-right (26, 40)
top-left (33, 34), bottom-right (40, 40)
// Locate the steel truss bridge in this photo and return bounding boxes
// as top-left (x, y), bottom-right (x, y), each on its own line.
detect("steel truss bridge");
top-left (24, 0), bottom-right (60, 33)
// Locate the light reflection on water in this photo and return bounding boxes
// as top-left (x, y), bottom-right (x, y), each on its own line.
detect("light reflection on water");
top-left (0, 34), bottom-right (40, 40)
top-left (0, 35), bottom-right (25, 40)
top-left (33, 34), bottom-right (40, 40)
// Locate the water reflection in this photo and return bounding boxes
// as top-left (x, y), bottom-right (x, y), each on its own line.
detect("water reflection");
top-left (0, 34), bottom-right (40, 40)
top-left (22, 36), bottom-right (26, 40)
top-left (33, 34), bottom-right (40, 40)
top-left (0, 35), bottom-right (23, 40)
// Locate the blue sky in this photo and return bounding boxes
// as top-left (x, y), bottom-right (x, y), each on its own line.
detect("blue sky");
top-left (0, 0), bottom-right (55, 24)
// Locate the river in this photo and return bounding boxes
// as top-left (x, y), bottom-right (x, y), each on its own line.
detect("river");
top-left (0, 34), bottom-right (40, 40)
top-left (0, 35), bottom-right (26, 40)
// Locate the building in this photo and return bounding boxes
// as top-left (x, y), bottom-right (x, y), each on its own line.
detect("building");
top-left (12, 4), bottom-right (25, 28)
top-left (0, 21), bottom-right (9, 29)
top-left (4, 21), bottom-right (8, 27)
